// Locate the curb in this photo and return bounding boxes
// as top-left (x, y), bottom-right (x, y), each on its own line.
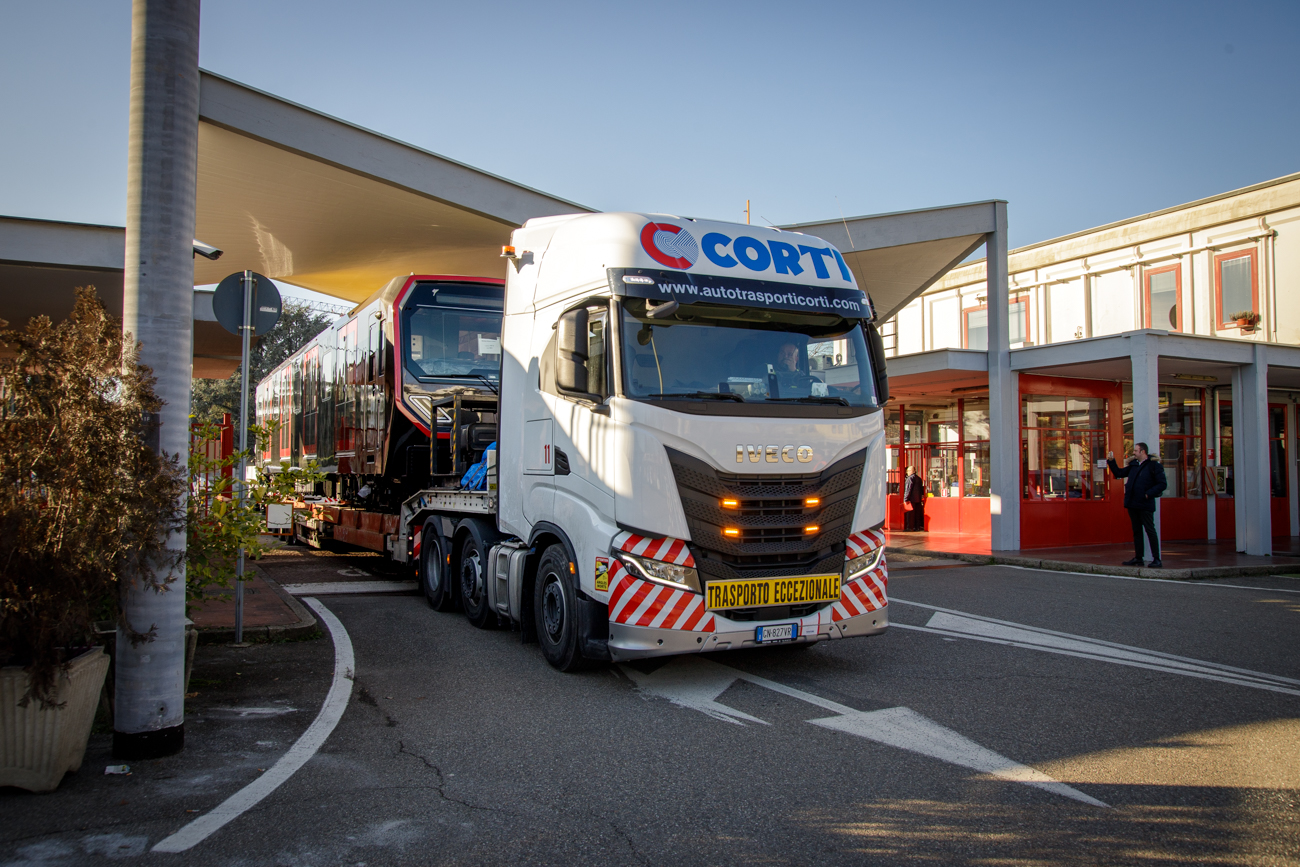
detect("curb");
top-left (884, 546), bottom-right (1300, 582)
top-left (196, 568), bottom-right (320, 645)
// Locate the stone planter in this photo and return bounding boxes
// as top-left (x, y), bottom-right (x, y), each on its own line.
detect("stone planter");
top-left (1, 647), bottom-right (110, 792)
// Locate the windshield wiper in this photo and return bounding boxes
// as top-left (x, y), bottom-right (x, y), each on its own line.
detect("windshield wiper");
top-left (429, 373), bottom-right (499, 394)
top-left (765, 396), bottom-right (850, 406)
top-left (648, 391), bottom-right (744, 402)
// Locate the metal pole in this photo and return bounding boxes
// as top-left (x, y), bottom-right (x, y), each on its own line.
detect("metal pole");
top-left (116, 0), bottom-right (201, 760)
top-left (234, 270), bottom-right (252, 644)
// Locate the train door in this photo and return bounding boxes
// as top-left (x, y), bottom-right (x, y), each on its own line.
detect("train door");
top-left (302, 347), bottom-right (319, 459)
top-left (278, 367), bottom-right (292, 461)
top-left (337, 319), bottom-right (358, 468)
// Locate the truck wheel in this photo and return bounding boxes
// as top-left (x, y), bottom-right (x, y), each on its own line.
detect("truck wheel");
top-left (534, 544), bottom-right (589, 672)
top-left (420, 526), bottom-right (454, 612)
top-left (458, 528), bottom-right (494, 629)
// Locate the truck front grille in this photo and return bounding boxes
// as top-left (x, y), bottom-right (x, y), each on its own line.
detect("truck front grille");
top-left (664, 447), bottom-right (865, 584)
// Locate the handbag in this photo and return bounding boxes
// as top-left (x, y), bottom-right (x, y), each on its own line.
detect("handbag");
top-left (903, 501), bottom-right (914, 512)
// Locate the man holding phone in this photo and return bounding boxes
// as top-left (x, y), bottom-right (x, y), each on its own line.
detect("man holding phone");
top-left (1107, 443), bottom-right (1167, 567)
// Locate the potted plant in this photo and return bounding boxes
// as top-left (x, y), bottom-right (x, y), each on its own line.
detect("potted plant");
top-left (0, 288), bottom-right (184, 792)
top-left (1229, 310), bottom-right (1260, 332)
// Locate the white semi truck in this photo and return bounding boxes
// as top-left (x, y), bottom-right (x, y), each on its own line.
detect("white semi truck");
top-left (260, 212), bottom-right (891, 670)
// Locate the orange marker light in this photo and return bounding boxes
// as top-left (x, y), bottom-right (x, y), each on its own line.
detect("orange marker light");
top-left (804, 497), bottom-right (820, 507)
top-left (723, 527), bottom-right (741, 538)
top-left (804, 525), bottom-right (820, 534)
top-left (720, 498), bottom-right (739, 509)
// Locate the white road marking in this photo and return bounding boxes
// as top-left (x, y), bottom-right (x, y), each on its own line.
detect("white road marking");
top-left (624, 657), bottom-right (1105, 807)
top-left (890, 599), bottom-right (1300, 697)
top-left (1003, 563), bottom-right (1300, 593)
top-left (205, 706), bottom-right (299, 718)
top-left (284, 580), bottom-right (417, 595)
top-left (623, 658), bottom-right (767, 725)
top-left (808, 707), bottom-right (1108, 807)
top-left (152, 598), bottom-right (354, 853)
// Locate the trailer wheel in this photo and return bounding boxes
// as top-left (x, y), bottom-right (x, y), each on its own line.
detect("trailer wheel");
top-left (420, 525), bottom-right (454, 612)
top-left (534, 544), bottom-right (589, 672)
top-left (458, 527), bottom-right (493, 629)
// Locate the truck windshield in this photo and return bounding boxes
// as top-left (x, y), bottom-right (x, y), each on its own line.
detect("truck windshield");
top-left (401, 285), bottom-right (503, 385)
top-left (618, 298), bottom-right (876, 407)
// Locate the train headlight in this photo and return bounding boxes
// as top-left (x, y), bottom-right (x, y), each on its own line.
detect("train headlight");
top-left (844, 545), bottom-right (885, 582)
top-left (616, 551), bottom-right (702, 594)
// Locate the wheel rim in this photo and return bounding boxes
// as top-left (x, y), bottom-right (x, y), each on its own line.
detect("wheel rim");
top-left (541, 571), bottom-right (565, 642)
top-left (460, 546), bottom-right (483, 607)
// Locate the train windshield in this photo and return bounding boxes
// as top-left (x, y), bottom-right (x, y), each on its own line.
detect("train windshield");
top-left (401, 283), bottom-right (504, 387)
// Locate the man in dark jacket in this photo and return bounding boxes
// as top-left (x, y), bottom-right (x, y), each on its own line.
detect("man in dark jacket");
top-left (1107, 442), bottom-right (1168, 567)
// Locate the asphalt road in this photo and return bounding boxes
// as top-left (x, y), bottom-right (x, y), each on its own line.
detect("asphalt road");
top-left (4, 559), bottom-right (1299, 866)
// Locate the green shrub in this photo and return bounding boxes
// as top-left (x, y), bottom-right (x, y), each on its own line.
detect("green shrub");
top-left (0, 288), bottom-right (185, 706)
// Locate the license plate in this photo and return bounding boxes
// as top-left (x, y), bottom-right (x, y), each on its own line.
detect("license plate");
top-left (756, 623), bottom-right (798, 643)
top-left (706, 574), bottom-right (841, 610)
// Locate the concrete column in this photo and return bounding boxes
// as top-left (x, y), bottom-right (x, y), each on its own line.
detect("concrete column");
top-left (987, 202), bottom-right (1020, 551)
top-left (115, 0), bottom-right (201, 759)
top-left (1129, 332), bottom-right (1161, 557)
top-left (1236, 346), bottom-right (1271, 555)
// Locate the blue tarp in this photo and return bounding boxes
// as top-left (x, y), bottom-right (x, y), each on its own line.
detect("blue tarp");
top-left (459, 442), bottom-right (497, 490)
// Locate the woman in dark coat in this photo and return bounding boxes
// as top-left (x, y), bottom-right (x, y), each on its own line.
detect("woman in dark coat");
top-left (902, 465), bottom-right (926, 531)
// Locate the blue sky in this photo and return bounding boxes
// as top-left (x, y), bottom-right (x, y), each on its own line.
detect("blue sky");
top-left (4, 0), bottom-right (1299, 265)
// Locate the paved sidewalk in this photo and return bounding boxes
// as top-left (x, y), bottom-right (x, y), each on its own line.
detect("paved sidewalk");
top-left (0, 633), bottom-right (336, 859)
top-left (189, 544), bottom-right (415, 643)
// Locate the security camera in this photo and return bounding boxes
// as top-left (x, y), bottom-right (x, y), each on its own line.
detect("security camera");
top-left (192, 239), bottom-right (223, 260)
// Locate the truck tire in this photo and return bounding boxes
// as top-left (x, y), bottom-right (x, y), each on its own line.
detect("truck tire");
top-left (534, 544), bottom-right (590, 672)
top-left (457, 525), bottom-right (494, 629)
top-left (420, 525), bottom-right (454, 611)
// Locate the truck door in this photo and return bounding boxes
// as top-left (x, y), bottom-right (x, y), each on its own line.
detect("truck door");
top-left (546, 303), bottom-right (616, 514)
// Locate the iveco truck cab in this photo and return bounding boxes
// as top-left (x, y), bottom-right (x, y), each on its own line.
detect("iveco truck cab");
top-left (486, 212), bottom-right (890, 667)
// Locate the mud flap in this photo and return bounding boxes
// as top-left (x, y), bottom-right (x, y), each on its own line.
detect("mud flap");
top-left (577, 593), bottom-right (611, 661)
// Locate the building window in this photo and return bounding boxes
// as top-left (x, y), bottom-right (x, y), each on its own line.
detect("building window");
top-left (1214, 249), bottom-right (1257, 328)
top-left (1218, 402), bottom-right (1234, 498)
top-left (965, 296), bottom-right (1029, 350)
top-left (1158, 388), bottom-right (1203, 498)
top-left (885, 398), bottom-right (990, 501)
top-left (1021, 395), bottom-right (1108, 500)
top-left (1144, 264), bottom-right (1181, 331)
top-left (962, 398), bottom-right (991, 497)
top-left (1270, 404), bottom-right (1288, 498)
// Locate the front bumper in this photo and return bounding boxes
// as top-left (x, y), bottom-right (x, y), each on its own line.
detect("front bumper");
top-left (608, 602), bottom-right (888, 661)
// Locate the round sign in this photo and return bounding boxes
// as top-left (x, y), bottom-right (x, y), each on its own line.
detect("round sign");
top-left (212, 272), bottom-right (283, 337)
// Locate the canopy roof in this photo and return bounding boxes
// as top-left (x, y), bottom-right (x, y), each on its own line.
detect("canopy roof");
top-left (0, 72), bottom-right (1004, 379)
top-left (783, 201), bottom-right (998, 322)
top-left (193, 72), bottom-right (592, 302)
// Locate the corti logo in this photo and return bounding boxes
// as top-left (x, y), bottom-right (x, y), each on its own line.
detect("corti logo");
top-left (640, 222), bottom-right (699, 269)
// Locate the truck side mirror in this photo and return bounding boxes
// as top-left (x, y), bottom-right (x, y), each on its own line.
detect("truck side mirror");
top-left (556, 308), bottom-right (588, 393)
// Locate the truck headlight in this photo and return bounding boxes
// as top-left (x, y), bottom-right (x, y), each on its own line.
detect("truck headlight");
top-left (844, 545), bottom-right (885, 581)
top-left (616, 551), bottom-right (702, 594)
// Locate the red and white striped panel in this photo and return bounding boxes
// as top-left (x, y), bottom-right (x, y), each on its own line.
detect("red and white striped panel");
top-left (607, 560), bottom-right (715, 632)
top-left (613, 531), bottom-right (695, 567)
top-left (845, 528), bottom-right (886, 560)
top-left (831, 562), bottom-right (888, 621)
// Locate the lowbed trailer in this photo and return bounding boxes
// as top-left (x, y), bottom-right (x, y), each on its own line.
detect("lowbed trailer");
top-left (264, 212), bottom-right (892, 671)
